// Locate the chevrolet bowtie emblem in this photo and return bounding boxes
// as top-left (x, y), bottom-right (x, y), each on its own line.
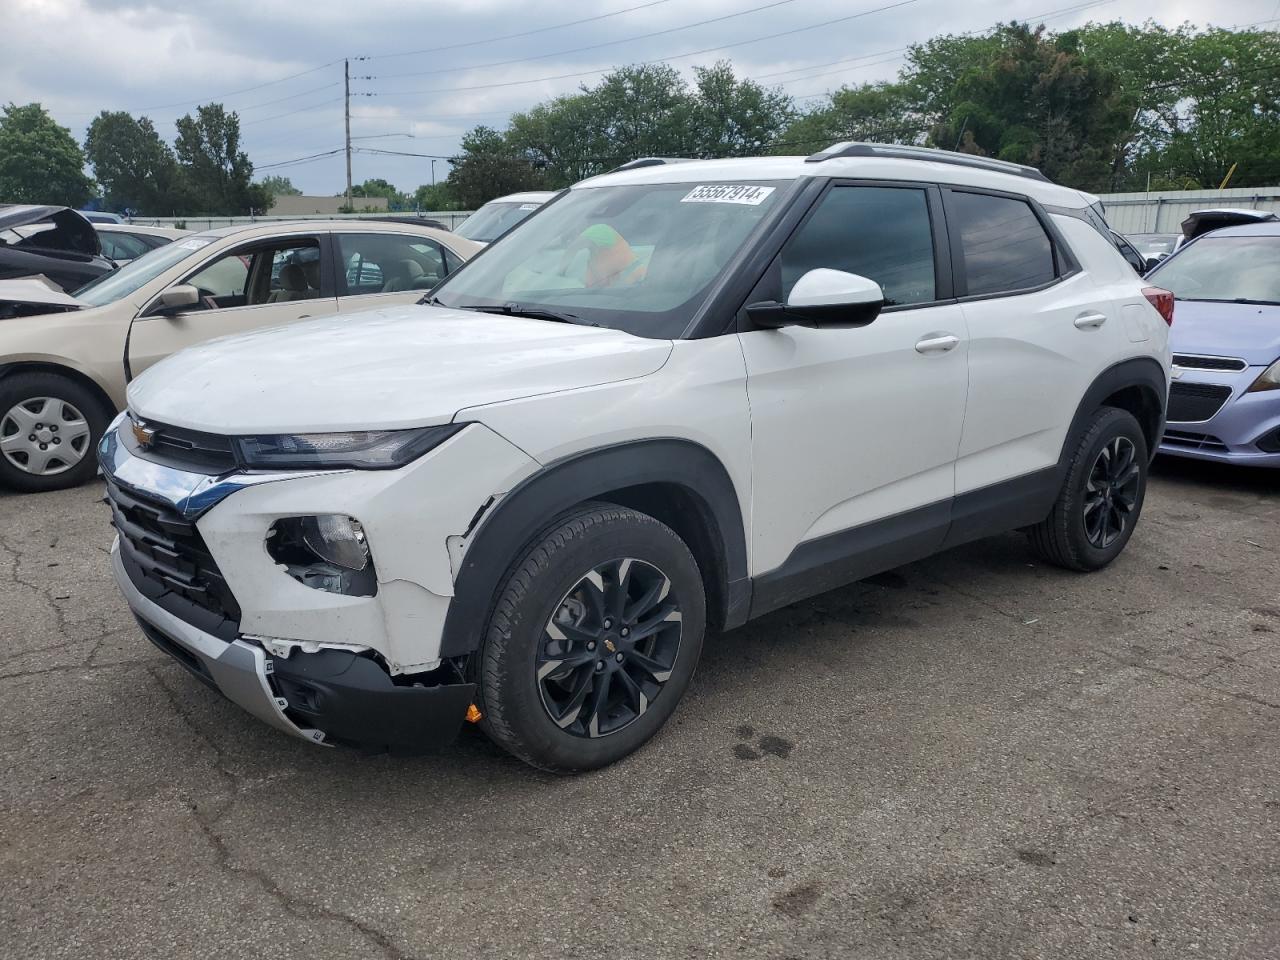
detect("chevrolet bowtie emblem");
top-left (131, 419), bottom-right (157, 448)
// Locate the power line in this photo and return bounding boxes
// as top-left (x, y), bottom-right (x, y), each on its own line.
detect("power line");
top-left (132, 60), bottom-right (342, 113)
top-left (374, 0), bottom-right (923, 97)
top-left (362, 0), bottom-right (679, 61)
top-left (237, 82), bottom-right (342, 113)
top-left (375, 0), bottom-right (800, 80)
top-left (255, 148), bottom-right (346, 170)
top-left (241, 96), bottom-right (347, 127)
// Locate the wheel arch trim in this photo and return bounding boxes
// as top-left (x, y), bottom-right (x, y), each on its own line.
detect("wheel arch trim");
top-left (439, 437), bottom-right (748, 658)
top-left (1063, 356), bottom-right (1167, 470)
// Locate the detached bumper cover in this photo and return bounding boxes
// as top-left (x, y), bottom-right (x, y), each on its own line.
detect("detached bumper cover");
top-left (114, 542), bottom-right (476, 750)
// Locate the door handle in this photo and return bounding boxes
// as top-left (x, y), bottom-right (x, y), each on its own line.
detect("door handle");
top-left (296, 314), bottom-right (312, 319)
top-left (1074, 312), bottom-right (1107, 329)
top-left (915, 334), bottom-right (960, 354)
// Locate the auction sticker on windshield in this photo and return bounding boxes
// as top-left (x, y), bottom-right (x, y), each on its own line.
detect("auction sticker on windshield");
top-left (681, 185), bottom-right (776, 205)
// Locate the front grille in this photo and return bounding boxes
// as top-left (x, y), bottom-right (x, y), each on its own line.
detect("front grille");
top-left (1163, 429), bottom-right (1229, 451)
top-left (1172, 354), bottom-right (1247, 372)
top-left (124, 418), bottom-right (238, 474)
top-left (107, 478), bottom-right (241, 641)
top-left (1167, 381), bottom-right (1232, 423)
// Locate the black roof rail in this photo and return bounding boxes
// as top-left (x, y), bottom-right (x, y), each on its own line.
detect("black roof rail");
top-left (609, 157), bottom-right (695, 173)
top-left (804, 142), bottom-right (1051, 183)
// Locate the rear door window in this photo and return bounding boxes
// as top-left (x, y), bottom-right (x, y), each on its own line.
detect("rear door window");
top-left (336, 233), bottom-right (451, 296)
top-left (950, 191), bottom-right (1056, 296)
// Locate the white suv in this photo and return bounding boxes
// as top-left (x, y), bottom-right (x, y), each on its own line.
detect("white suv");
top-left (101, 144), bottom-right (1172, 771)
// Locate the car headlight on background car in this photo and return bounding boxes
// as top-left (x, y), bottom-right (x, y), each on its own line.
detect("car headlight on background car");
top-left (1246, 358), bottom-right (1280, 394)
top-left (234, 423), bottom-right (466, 469)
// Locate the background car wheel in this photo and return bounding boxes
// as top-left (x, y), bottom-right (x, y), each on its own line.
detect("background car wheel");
top-left (476, 502), bottom-right (706, 773)
top-left (1027, 406), bottom-right (1149, 571)
top-left (0, 373), bottom-right (110, 493)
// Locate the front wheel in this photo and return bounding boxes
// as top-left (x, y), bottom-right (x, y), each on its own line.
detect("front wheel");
top-left (1027, 406), bottom-right (1149, 571)
top-left (0, 373), bottom-right (109, 493)
top-left (476, 503), bottom-right (706, 773)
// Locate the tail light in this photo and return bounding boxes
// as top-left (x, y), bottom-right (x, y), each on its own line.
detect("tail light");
top-left (1142, 286), bottom-right (1174, 326)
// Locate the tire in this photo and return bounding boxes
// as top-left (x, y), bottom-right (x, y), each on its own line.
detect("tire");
top-left (0, 372), bottom-right (111, 493)
top-left (1027, 406), bottom-right (1148, 571)
top-left (476, 502), bottom-right (706, 773)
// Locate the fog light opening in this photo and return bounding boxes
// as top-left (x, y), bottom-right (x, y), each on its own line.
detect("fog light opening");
top-left (267, 516), bottom-right (378, 596)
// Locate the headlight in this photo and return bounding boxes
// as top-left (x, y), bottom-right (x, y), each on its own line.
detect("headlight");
top-left (234, 423), bottom-right (466, 469)
top-left (267, 515), bottom-right (376, 595)
top-left (1247, 358), bottom-right (1280, 394)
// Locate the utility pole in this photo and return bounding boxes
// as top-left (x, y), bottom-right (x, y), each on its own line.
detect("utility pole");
top-left (344, 59), bottom-right (353, 210)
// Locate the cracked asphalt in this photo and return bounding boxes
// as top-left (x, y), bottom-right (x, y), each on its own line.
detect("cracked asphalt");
top-left (1, 457), bottom-right (1277, 960)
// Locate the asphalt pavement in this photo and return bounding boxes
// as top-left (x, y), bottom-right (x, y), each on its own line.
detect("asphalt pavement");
top-left (1, 457), bottom-right (1277, 959)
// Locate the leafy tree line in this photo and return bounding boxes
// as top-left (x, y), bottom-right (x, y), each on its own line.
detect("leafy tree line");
top-left (3, 20), bottom-right (1275, 213)
top-left (445, 21), bottom-right (1280, 202)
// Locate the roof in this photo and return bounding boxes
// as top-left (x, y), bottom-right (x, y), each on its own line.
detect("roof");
top-left (575, 151), bottom-right (1094, 209)
top-left (188, 219), bottom-right (467, 243)
top-left (488, 191), bottom-right (557, 204)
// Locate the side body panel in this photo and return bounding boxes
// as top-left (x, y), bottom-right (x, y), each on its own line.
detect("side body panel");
top-left (954, 215), bottom-right (1167, 495)
top-left (736, 304), bottom-right (969, 576)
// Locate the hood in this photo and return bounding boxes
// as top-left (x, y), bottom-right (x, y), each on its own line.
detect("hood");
top-left (0, 275), bottom-right (86, 317)
top-left (0, 204), bottom-right (100, 256)
top-left (128, 305), bottom-right (674, 434)
top-left (1170, 300), bottom-right (1280, 366)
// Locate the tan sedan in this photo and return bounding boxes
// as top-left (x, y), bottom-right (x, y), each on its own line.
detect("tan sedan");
top-left (0, 219), bottom-right (479, 491)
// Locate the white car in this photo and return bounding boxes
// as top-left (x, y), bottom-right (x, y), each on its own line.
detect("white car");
top-left (102, 144), bottom-right (1172, 771)
top-left (454, 191), bottom-right (556, 244)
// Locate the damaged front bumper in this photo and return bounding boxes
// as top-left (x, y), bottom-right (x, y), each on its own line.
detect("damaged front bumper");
top-left (114, 542), bottom-right (478, 750)
top-left (99, 413), bottom-right (538, 750)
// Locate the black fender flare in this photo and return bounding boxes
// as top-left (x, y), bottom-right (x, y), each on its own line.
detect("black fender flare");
top-left (1059, 356), bottom-right (1167, 473)
top-left (439, 438), bottom-right (749, 657)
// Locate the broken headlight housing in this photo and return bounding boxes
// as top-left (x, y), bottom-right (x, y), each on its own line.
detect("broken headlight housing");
top-left (267, 515), bottom-right (377, 596)
top-left (235, 423), bottom-right (466, 470)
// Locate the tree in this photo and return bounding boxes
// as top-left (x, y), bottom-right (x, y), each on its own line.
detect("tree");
top-left (446, 126), bottom-right (546, 208)
top-left (350, 177), bottom-right (411, 209)
top-left (688, 62), bottom-right (793, 157)
top-left (776, 81), bottom-right (920, 155)
top-left (412, 182), bottom-right (455, 210)
top-left (173, 104), bottom-right (269, 215)
top-left (84, 111), bottom-right (180, 214)
top-left (0, 103), bottom-right (94, 206)
top-left (506, 63), bottom-right (795, 187)
top-left (256, 174), bottom-right (301, 200)
top-left (899, 24), bottom-right (1130, 191)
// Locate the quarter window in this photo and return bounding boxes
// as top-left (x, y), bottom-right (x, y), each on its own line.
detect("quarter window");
top-left (951, 191), bottom-right (1056, 296)
top-left (781, 186), bottom-right (936, 307)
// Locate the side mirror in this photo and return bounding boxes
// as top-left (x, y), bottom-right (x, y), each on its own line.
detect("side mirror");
top-left (747, 269), bottom-right (885, 329)
top-left (153, 284), bottom-right (200, 315)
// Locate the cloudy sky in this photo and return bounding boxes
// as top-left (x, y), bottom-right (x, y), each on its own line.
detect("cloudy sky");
top-left (2, 0), bottom-right (1274, 197)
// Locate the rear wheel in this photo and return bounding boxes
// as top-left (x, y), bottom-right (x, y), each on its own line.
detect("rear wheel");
top-left (476, 503), bottom-right (706, 773)
top-left (0, 373), bottom-right (109, 493)
top-left (1028, 406), bottom-right (1148, 571)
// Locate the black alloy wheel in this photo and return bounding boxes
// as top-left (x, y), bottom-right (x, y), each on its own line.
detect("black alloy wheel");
top-left (1082, 436), bottom-right (1141, 549)
top-left (537, 557), bottom-right (683, 739)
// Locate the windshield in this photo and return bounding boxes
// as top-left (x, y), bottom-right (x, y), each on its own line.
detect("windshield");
top-left (74, 235), bottom-right (215, 306)
top-left (455, 200), bottom-right (546, 242)
top-left (434, 181), bottom-right (786, 337)
top-left (1149, 235), bottom-right (1280, 305)
top-left (1130, 235), bottom-right (1177, 257)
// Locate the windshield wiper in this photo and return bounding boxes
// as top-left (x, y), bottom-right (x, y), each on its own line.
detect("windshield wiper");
top-left (463, 304), bottom-right (601, 327)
